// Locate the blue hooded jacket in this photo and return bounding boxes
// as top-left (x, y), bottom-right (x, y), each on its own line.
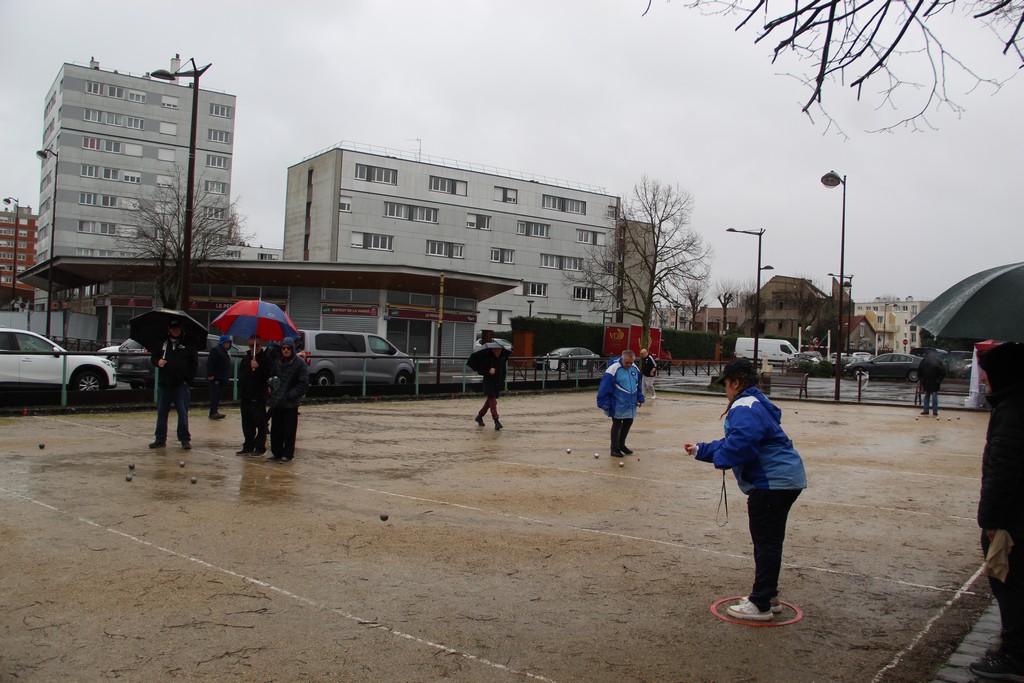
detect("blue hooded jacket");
top-left (596, 357), bottom-right (644, 419)
top-left (693, 386), bottom-right (807, 494)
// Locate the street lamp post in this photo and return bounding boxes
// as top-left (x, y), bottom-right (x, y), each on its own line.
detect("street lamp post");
top-left (821, 171), bottom-right (847, 401)
top-left (151, 58), bottom-right (212, 313)
top-left (829, 272), bottom-right (853, 356)
top-left (36, 147), bottom-right (59, 337)
top-left (727, 228), bottom-right (773, 366)
top-left (526, 299), bottom-right (534, 317)
top-left (3, 196), bottom-right (20, 306)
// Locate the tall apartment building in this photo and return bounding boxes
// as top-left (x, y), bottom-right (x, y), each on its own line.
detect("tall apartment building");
top-left (1, 205), bottom-right (39, 307)
top-left (283, 142), bottom-right (619, 337)
top-left (35, 56), bottom-right (236, 311)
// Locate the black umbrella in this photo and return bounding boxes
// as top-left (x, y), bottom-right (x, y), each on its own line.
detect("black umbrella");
top-left (129, 308), bottom-right (208, 352)
top-left (912, 262), bottom-right (1024, 342)
top-left (467, 342), bottom-right (511, 374)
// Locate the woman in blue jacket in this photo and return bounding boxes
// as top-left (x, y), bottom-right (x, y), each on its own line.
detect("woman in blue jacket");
top-left (684, 358), bottom-right (807, 622)
top-left (596, 349), bottom-right (644, 457)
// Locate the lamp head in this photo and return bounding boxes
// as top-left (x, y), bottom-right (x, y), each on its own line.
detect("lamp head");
top-left (150, 69), bottom-right (176, 81)
top-left (761, 265), bottom-right (775, 271)
top-left (3, 197), bottom-right (16, 206)
top-left (821, 171), bottom-right (843, 188)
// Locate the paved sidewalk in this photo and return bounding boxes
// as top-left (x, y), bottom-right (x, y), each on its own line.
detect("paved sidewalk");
top-left (933, 601), bottom-right (1000, 682)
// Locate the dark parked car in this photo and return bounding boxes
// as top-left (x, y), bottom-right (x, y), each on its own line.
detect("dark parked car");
top-left (533, 347), bottom-right (601, 372)
top-left (117, 335), bottom-right (248, 389)
top-left (843, 352), bottom-right (923, 381)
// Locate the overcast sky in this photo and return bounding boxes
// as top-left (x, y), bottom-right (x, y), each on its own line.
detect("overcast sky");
top-left (2, 0), bottom-right (1020, 303)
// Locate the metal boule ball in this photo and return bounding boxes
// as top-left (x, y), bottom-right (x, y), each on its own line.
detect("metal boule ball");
top-left (380, 513), bottom-right (389, 521)
top-left (190, 476), bottom-right (197, 484)
top-left (128, 463), bottom-right (135, 470)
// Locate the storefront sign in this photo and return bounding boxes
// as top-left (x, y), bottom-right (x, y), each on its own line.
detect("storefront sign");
top-left (322, 305), bottom-right (379, 317)
top-left (387, 307), bottom-right (476, 323)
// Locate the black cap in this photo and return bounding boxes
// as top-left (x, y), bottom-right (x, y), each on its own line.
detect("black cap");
top-left (713, 357), bottom-right (758, 386)
top-left (168, 318), bottom-right (182, 328)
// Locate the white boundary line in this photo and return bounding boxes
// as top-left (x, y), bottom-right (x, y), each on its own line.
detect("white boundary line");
top-left (1, 488), bottom-right (556, 683)
top-left (870, 565), bottom-right (987, 682)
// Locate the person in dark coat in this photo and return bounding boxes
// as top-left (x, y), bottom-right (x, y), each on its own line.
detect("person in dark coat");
top-left (640, 347), bottom-right (658, 401)
top-left (918, 351), bottom-right (946, 416)
top-left (149, 318), bottom-right (199, 450)
top-left (236, 334), bottom-right (272, 456)
top-left (205, 334), bottom-right (232, 419)
top-left (267, 337), bottom-right (309, 463)
top-left (473, 346), bottom-right (508, 430)
top-left (969, 343), bottom-right (1024, 680)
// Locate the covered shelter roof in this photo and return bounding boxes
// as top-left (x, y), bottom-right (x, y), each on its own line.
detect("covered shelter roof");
top-left (19, 257), bottom-right (522, 302)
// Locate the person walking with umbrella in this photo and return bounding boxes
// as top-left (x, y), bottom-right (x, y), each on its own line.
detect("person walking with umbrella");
top-left (918, 351), bottom-right (946, 416)
top-left (267, 337), bottom-right (309, 462)
top-left (149, 318), bottom-right (199, 450)
top-left (236, 334), bottom-right (272, 456)
top-left (468, 342), bottom-right (510, 430)
top-left (206, 335), bottom-right (232, 420)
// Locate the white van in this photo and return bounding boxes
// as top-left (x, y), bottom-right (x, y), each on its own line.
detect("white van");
top-left (734, 337), bottom-right (798, 365)
top-left (294, 330), bottom-right (416, 386)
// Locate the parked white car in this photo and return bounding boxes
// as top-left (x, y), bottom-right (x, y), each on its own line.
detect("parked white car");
top-left (0, 328), bottom-right (118, 391)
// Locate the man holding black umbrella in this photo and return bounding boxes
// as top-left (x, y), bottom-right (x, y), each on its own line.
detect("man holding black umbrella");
top-left (149, 318), bottom-right (199, 450)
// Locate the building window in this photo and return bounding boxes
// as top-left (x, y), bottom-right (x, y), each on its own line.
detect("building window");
top-left (159, 121), bottom-right (178, 136)
top-left (577, 229), bottom-right (598, 245)
top-left (128, 90), bottom-right (146, 103)
top-left (526, 282), bottom-right (548, 297)
top-left (102, 111), bottom-right (124, 126)
top-left (257, 253), bottom-right (278, 261)
top-left (103, 139), bottom-right (122, 153)
top-left (517, 221), bottom-right (550, 238)
top-left (206, 154), bottom-right (229, 169)
top-left (429, 176), bottom-right (467, 195)
top-left (86, 81), bottom-right (103, 95)
top-left (384, 202), bottom-right (437, 223)
top-left (466, 213), bottom-right (491, 230)
top-left (83, 136), bottom-right (101, 150)
top-left (208, 129), bottom-right (231, 144)
top-left (125, 116), bottom-right (144, 130)
top-left (156, 175), bottom-right (174, 187)
top-left (161, 95), bottom-right (179, 109)
top-left (102, 167), bottom-right (120, 181)
top-left (490, 248), bottom-right (514, 264)
top-left (122, 172), bottom-right (141, 184)
top-left (384, 202), bottom-right (409, 219)
top-left (426, 241), bottom-right (464, 258)
top-left (355, 163), bottom-right (397, 185)
top-left (339, 195), bottom-right (352, 212)
top-left (573, 286), bottom-right (596, 301)
top-left (204, 206), bottom-right (226, 220)
top-left (157, 148), bottom-right (175, 162)
top-left (540, 253), bottom-right (558, 269)
top-left (412, 206), bottom-right (438, 223)
top-left (100, 195), bottom-right (118, 208)
top-left (83, 109), bottom-right (101, 122)
top-left (106, 85), bottom-right (124, 99)
top-left (210, 103), bottom-right (232, 118)
top-left (563, 257), bottom-right (582, 271)
top-left (543, 194), bottom-right (586, 215)
top-left (79, 193), bottom-right (96, 206)
top-left (351, 232), bottom-right (393, 251)
top-left (78, 221), bottom-right (117, 235)
top-left (488, 309), bottom-right (512, 325)
top-left (204, 180), bottom-right (227, 195)
top-left (81, 164), bottom-right (98, 178)
top-left (494, 186), bottom-right (518, 203)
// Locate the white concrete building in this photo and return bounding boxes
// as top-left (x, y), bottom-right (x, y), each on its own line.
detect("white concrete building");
top-left (855, 296), bottom-right (931, 352)
top-left (34, 56), bottom-right (237, 307)
top-left (283, 142), bottom-right (619, 338)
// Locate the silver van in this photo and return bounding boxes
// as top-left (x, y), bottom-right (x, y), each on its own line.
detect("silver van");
top-left (295, 330), bottom-right (415, 386)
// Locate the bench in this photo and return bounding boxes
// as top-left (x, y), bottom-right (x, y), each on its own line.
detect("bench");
top-left (914, 378), bottom-right (973, 406)
top-left (766, 372), bottom-right (809, 399)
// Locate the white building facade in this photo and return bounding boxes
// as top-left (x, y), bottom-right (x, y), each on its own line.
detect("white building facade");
top-left (855, 296), bottom-right (931, 352)
top-left (283, 142), bottom-right (619, 338)
top-left (34, 57), bottom-right (237, 309)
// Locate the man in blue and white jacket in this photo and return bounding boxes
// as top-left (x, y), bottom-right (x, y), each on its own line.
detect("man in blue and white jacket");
top-left (597, 349), bottom-right (644, 457)
top-left (684, 358), bottom-right (807, 622)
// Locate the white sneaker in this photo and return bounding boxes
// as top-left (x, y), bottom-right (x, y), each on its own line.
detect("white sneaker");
top-left (726, 597), bottom-right (774, 622)
top-left (770, 597), bottom-right (783, 614)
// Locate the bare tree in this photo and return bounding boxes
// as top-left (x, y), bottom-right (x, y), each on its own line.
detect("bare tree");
top-left (118, 169), bottom-right (250, 308)
top-left (644, 0), bottom-right (1024, 132)
top-left (682, 278), bottom-right (709, 330)
top-left (572, 176), bottom-right (712, 347)
top-left (715, 278), bottom-right (741, 335)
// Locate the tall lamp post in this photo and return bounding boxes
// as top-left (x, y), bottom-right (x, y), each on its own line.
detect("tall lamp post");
top-left (727, 228), bottom-right (773, 366)
top-left (36, 147), bottom-right (59, 337)
top-left (151, 58), bottom-right (212, 313)
top-left (821, 170), bottom-right (847, 401)
top-left (829, 272), bottom-right (853, 355)
top-left (526, 299), bottom-right (534, 317)
top-left (3, 197), bottom-right (20, 306)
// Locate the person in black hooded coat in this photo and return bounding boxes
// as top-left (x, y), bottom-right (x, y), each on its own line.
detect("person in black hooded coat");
top-left (969, 342), bottom-right (1024, 680)
top-left (918, 351), bottom-right (946, 416)
top-left (470, 346), bottom-right (508, 431)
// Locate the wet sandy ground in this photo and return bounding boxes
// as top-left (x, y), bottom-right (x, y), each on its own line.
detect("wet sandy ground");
top-left (0, 392), bottom-right (994, 682)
